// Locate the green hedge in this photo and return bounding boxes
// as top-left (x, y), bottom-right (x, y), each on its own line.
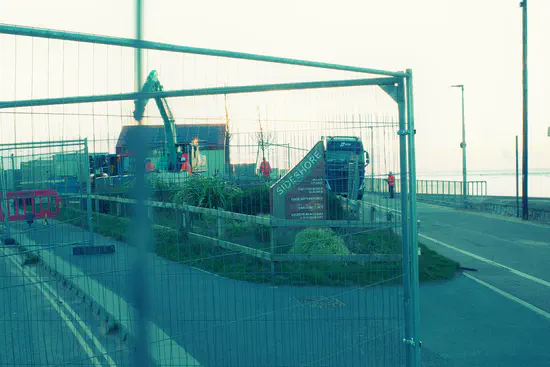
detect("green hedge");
top-left (290, 228), bottom-right (350, 255)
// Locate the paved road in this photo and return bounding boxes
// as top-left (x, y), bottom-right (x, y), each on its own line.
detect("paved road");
top-left (365, 195), bottom-right (550, 366)
top-left (13, 220), bottom-right (410, 367)
top-left (8, 196), bottom-right (550, 366)
top-left (0, 244), bottom-right (130, 367)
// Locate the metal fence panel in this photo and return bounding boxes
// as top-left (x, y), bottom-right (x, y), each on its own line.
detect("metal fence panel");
top-left (0, 25), bottom-right (422, 367)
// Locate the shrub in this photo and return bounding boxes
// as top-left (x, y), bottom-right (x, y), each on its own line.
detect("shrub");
top-left (253, 221), bottom-right (271, 244)
top-left (225, 219), bottom-right (249, 238)
top-left (229, 184), bottom-right (271, 215)
top-left (326, 193), bottom-right (346, 220)
top-left (151, 177), bottom-right (178, 202)
top-left (290, 228), bottom-right (350, 255)
top-left (173, 176), bottom-right (243, 209)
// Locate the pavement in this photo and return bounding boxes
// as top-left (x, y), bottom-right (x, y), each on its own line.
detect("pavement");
top-left (2, 195), bottom-right (550, 366)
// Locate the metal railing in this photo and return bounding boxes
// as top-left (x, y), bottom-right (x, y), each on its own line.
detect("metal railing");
top-left (366, 177), bottom-right (487, 199)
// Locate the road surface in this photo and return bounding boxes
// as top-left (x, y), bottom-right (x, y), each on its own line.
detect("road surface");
top-left (5, 195), bottom-right (550, 366)
top-left (0, 244), bottom-right (130, 367)
top-left (364, 195), bottom-right (550, 366)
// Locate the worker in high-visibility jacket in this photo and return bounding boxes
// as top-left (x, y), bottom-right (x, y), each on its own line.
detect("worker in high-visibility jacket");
top-left (259, 158), bottom-right (272, 180)
top-left (386, 171), bottom-right (395, 199)
top-left (180, 156), bottom-right (192, 175)
top-left (145, 159), bottom-right (156, 172)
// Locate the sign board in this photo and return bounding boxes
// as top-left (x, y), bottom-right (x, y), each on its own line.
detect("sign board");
top-left (73, 245), bottom-right (115, 256)
top-left (270, 141), bottom-right (326, 220)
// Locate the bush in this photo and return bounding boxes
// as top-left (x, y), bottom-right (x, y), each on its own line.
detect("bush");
top-left (151, 177), bottom-right (178, 202)
top-left (326, 193), bottom-right (346, 220)
top-left (347, 228), bottom-right (401, 255)
top-left (290, 228), bottom-right (350, 255)
top-left (253, 221), bottom-right (271, 245)
top-left (173, 176), bottom-right (243, 209)
top-left (229, 184), bottom-right (271, 215)
top-left (225, 219), bottom-right (249, 238)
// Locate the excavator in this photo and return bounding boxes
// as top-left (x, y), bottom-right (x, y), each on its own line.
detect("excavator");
top-left (133, 70), bottom-right (205, 173)
top-left (93, 71), bottom-right (206, 194)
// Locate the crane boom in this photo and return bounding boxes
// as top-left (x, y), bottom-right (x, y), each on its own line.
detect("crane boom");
top-left (133, 70), bottom-right (178, 171)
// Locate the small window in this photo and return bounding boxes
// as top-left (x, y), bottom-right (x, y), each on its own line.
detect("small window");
top-left (25, 198), bottom-right (33, 214)
top-left (50, 196), bottom-right (58, 213)
top-left (17, 199), bottom-right (24, 215)
top-left (40, 196), bottom-right (49, 212)
top-left (35, 198), bottom-right (41, 214)
top-left (9, 199), bottom-right (16, 216)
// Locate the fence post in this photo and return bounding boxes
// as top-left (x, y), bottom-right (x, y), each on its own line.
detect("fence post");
top-left (185, 209), bottom-right (190, 230)
top-left (405, 69), bottom-right (421, 367)
top-left (270, 223), bottom-right (275, 278)
top-left (84, 139), bottom-right (94, 245)
top-left (216, 207), bottom-right (225, 240)
top-left (454, 181), bottom-right (457, 202)
top-left (397, 79), bottom-right (414, 365)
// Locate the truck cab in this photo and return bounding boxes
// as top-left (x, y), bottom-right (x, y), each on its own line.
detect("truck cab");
top-left (323, 136), bottom-right (368, 200)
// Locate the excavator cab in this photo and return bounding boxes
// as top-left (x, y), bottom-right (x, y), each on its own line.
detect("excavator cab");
top-left (176, 139), bottom-right (203, 173)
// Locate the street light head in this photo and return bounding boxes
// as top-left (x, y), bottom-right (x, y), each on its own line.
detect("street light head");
top-left (451, 84), bottom-right (464, 88)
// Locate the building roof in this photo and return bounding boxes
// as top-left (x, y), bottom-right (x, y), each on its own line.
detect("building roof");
top-left (116, 124), bottom-right (226, 153)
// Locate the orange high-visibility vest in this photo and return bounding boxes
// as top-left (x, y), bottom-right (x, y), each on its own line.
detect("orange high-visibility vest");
top-left (388, 175), bottom-right (395, 186)
top-left (260, 160), bottom-right (271, 177)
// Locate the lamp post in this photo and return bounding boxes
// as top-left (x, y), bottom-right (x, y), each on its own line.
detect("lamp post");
top-left (520, 0), bottom-right (528, 220)
top-left (451, 84), bottom-right (467, 207)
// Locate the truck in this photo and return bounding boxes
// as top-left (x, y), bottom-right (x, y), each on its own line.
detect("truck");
top-left (323, 136), bottom-right (369, 200)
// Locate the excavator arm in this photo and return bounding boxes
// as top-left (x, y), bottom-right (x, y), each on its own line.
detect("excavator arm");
top-left (133, 70), bottom-right (178, 171)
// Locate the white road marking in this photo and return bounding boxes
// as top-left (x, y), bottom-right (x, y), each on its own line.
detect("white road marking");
top-left (22, 258), bottom-right (118, 367)
top-left (464, 273), bottom-right (550, 320)
top-left (18, 233), bottom-right (202, 366)
top-left (366, 201), bottom-right (550, 288)
top-left (1, 248), bottom-right (103, 367)
top-left (419, 233), bottom-right (550, 289)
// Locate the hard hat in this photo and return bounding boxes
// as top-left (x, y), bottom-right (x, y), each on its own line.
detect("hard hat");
top-left (389, 171), bottom-right (393, 174)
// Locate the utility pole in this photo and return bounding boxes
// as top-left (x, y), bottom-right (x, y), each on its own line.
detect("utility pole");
top-left (521, 0), bottom-right (528, 220)
top-left (370, 127), bottom-right (374, 193)
top-left (451, 84), bottom-right (467, 207)
top-left (0, 158), bottom-right (12, 244)
top-left (516, 135), bottom-right (520, 218)
top-left (10, 154), bottom-right (15, 189)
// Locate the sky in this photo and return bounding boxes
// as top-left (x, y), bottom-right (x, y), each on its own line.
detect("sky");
top-left (0, 0), bottom-right (549, 177)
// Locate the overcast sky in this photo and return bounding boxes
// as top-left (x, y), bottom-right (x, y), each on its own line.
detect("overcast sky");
top-left (0, 0), bottom-right (548, 175)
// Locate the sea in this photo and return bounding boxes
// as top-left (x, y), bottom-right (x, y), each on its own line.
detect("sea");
top-left (418, 170), bottom-right (550, 198)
